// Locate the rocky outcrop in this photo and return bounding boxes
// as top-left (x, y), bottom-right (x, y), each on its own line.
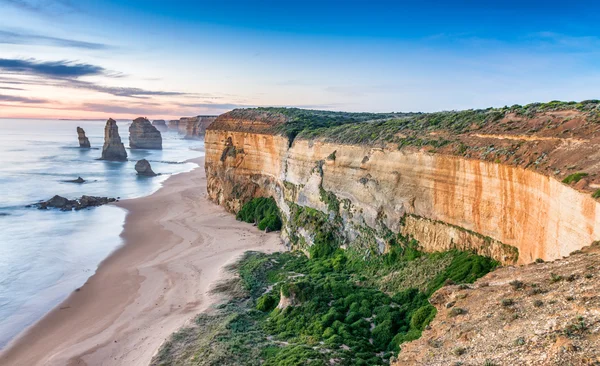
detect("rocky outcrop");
top-left (393, 243), bottom-right (600, 365)
top-left (135, 159), bottom-right (157, 176)
top-left (77, 127), bottom-right (90, 148)
top-left (205, 108), bottom-right (600, 265)
top-left (35, 195), bottom-right (116, 211)
top-left (168, 119), bottom-right (181, 131)
top-left (64, 177), bottom-right (85, 183)
top-left (183, 116), bottom-right (217, 139)
top-left (100, 118), bottom-right (127, 161)
top-left (129, 117), bottom-right (162, 149)
top-left (152, 120), bottom-right (168, 132)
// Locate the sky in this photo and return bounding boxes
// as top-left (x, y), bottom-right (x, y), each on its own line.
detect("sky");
top-left (1, 0), bottom-right (600, 119)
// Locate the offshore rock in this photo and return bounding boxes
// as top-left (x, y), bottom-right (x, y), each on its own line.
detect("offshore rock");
top-left (64, 176), bottom-right (85, 183)
top-left (129, 117), bottom-right (162, 149)
top-left (77, 127), bottom-right (90, 148)
top-left (152, 120), bottom-right (168, 132)
top-left (35, 195), bottom-right (116, 211)
top-left (135, 159), bottom-right (157, 176)
top-left (100, 118), bottom-right (127, 161)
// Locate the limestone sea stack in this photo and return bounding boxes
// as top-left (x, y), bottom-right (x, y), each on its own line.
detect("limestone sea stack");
top-left (152, 119), bottom-right (168, 132)
top-left (77, 127), bottom-right (91, 148)
top-left (100, 118), bottom-right (127, 161)
top-left (129, 117), bottom-right (162, 149)
top-left (135, 159), bottom-right (157, 176)
top-left (168, 119), bottom-right (180, 131)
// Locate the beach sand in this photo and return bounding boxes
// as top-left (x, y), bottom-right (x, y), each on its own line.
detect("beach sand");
top-left (0, 157), bottom-right (282, 366)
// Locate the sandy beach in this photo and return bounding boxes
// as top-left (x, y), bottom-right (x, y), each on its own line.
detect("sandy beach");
top-left (0, 156), bottom-right (282, 366)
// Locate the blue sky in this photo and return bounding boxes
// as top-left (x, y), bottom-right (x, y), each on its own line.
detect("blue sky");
top-left (1, 0), bottom-right (600, 118)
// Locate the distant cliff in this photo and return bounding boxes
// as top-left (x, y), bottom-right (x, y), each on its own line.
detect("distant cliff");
top-left (167, 115), bottom-right (217, 138)
top-left (205, 102), bottom-right (600, 265)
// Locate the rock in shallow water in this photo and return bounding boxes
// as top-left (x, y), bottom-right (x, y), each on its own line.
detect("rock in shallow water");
top-left (129, 117), bottom-right (162, 149)
top-left (135, 159), bottom-right (157, 176)
top-left (100, 118), bottom-right (127, 161)
top-left (77, 127), bottom-right (91, 148)
top-left (35, 195), bottom-right (116, 211)
top-left (152, 120), bottom-right (168, 132)
top-left (64, 176), bottom-right (85, 183)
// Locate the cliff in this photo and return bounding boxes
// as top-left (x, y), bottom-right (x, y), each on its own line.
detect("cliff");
top-left (129, 117), bottom-right (162, 149)
top-left (205, 103), bottom-right (600, 265)
top-left (183, 116), bottom-right (217, 139)
top-left (152, 119), bottom-right (168, 132)
top-left (100, 118), bottom-right (127, 161)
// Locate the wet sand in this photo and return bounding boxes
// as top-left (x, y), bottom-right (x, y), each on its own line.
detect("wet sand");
top-left (0, 157), bottom-right (282, 366)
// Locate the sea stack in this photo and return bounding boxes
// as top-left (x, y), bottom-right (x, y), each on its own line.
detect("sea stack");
top-left (152, 119), bottom-right (168, 132)
top-left (183, 116), bottom-right (217, 139)
top-left (135, 159), bottom-right (157, 176)
top-left (77, 127), bottom-right (91, 148)
top-left (129, 117), bottom-right (162, 149)
top-left (100, 118), bottom-right (127, 161)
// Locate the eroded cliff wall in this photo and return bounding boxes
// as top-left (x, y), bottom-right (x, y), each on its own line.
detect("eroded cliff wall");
top-left (205, 110), bottom-right (600, 265)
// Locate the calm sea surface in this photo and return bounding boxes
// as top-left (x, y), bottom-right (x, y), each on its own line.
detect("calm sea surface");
top-left (0, 119), bottom-right (204, 348)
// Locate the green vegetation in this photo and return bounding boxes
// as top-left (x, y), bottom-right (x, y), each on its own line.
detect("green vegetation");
top-left (562, 172), bottom-right (588, 184)
top-left (592, 189), bottom-right (600, 199)
top-left (154, 227), bottom-right (498, 365)
top-left (236, 197), bottom-right (282, 232)
top-left (246, 100), bottom-right (600, 147)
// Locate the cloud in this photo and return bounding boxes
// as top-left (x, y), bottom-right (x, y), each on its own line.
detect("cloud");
top-left (0, 58), bottom-right (108, 78)
top-left (0, 30), bottom-right (112, 50)
top-left (62, 79), bottom-right (188, 97)
top-left (0, 93), bottom-right (48, 103)
top-left (1, 0), bottom-right (78, 16)
top-left (0, 86), bottom-right (25, 90)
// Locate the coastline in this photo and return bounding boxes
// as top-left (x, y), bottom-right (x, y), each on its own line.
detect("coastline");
top-left (0, 156), bottom-right (283, 366)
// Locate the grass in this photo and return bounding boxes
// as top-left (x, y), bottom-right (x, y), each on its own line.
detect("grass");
top-left (593, 189), bottom-right (600, 199)
top-left (236, 197), bottom-right (282, 232)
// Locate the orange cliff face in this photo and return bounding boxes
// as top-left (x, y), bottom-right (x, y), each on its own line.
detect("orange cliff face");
top-left (205, 108), bottom-right (600, 265)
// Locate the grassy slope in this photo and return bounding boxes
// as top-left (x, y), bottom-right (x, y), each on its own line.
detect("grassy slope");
top-left (152, 202), bottom-right (497, 366)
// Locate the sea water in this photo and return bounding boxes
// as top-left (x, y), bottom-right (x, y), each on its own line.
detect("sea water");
top-left (0, 119), bottom-right (204, 348)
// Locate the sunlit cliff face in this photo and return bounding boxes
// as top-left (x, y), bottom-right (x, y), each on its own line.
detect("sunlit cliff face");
top-left (204, 112), bottom-right (600, 265)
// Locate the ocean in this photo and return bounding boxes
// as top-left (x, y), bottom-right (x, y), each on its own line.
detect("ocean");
top-left (0, 119), bottom-right (203, 348)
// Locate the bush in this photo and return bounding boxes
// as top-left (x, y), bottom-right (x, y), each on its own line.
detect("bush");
top-left (562, 172), bottom-right (588, 184)
top-left (256, 294), bottom-right (279, 312)
top-left (237, 197), bottom-right (282, 231)
top-left (593, 189), bottom-right (600, 199)
top-left (410, 304), bottom-right (437, 330)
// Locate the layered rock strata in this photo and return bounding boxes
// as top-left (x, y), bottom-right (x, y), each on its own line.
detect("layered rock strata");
top-left (129, 117), bottom-right (162, 149)
top-left (205, 108), bottom-right (600, 265)
top-left (100, 118), bottom-right (127, 161)
top-left (183, 116), bottom-right (217, 139)
top-left (77, 126), bottom-right (90, 148)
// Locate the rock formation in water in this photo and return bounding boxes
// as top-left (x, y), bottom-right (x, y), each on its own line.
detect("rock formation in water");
top-left (129, 117), bottom-right (162, 150)
top-left (35, 195), bottom-right (116, 211)
top-left (64, 177), bottom-right (85, 183)
top-left (183, 116), bottom-right (217, 139)
top-left (168, 119), bottom-right (180, 131)
top-left (100, 118), bottom-right (127, 161)
top-left (77, 127), bottom-right (90, 148)
top-left (152, 120), bottom-right (168, 132)
top-left (135, 159), bottom-right (157, 176)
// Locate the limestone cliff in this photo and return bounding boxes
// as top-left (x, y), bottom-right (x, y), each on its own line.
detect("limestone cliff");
top-left (129, 117), bottom-right (162, 149)
top-left (77, 126), bottom-right (90, 148)
top-left (205, 104), bottom-right (600, 265)
top-left (183, 116), bottom-right (217, 139)
top-left (100, 118), bottom-right (127, 161)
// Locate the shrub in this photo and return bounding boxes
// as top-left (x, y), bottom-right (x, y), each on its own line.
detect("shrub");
top-left (562, 172), bottom-right (588, 184)
top-left (501, 298), bottom-right (514, 307)
top-left (410, 304), bottom-right (437, 331)
top-left (237, 197), bottom-right (282, 231)
top-left (593, 189), bottom-right (600, 199)
top-left (256, 294), bottom-right (279, 312)
top-left (509, 280), bottom-right (524, 290)
top-left (533, 300), bottom-right (543, 307)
